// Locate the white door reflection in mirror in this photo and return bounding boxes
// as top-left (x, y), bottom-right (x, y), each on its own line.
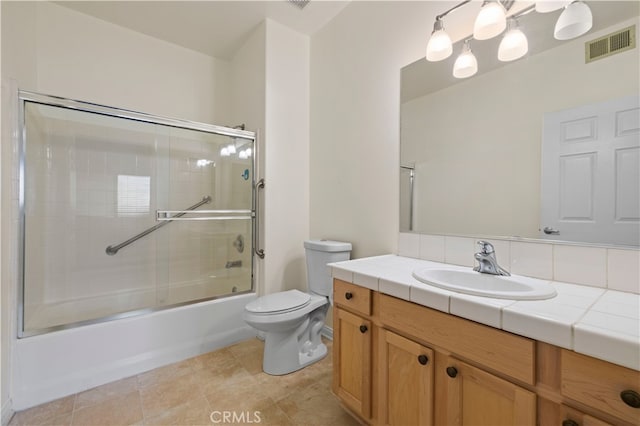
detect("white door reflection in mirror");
top-left (541, 95), bottom-right (640, 246)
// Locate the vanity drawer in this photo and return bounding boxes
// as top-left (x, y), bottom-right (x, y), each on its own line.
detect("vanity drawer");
top-left (561, 350), bottom-right (640, 424)
top-left (334, 279), bottom-right (371, 316)
top-left (379, 294), bottom-right (535, 385)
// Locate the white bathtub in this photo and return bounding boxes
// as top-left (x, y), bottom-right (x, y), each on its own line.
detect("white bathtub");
top-left (12, 293), bottom-right (257, 410)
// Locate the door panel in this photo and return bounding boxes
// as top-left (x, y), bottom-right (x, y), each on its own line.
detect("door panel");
top-left (541, 95), bottom-right (640, 245)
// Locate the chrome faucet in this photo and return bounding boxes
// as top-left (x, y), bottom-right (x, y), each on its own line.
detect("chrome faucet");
top-left (473, 241), bottom-right (510, 276)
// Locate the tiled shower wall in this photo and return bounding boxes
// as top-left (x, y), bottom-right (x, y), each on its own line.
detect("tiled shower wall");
top-left (399, 232), bottom-right (640, 294)
top-left (20, 104), bottom-right (253, 325)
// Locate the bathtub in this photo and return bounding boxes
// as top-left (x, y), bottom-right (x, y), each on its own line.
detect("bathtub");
top-left (11, 293), bottom-right (257, 410)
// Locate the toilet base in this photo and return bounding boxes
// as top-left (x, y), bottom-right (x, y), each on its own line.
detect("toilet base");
top-left (261, 304), bottom-right (329, 375)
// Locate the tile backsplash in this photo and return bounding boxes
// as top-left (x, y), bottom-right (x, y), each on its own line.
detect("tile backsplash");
top-left (398, 233), bottom-right (640, 294)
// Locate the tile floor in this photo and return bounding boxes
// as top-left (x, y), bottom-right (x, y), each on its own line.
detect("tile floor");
top-left (9, 338), bottom-right (359, 426)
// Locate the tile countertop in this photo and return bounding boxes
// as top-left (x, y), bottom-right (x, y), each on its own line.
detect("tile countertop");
top-left (329, 254), bottom-right (640, 372)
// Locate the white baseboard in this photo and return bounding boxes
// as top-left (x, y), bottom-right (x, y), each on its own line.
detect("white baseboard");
top-left (1, 399), bottom-right (14, 426)
top-left (321, 325), bottom-right (333, 340)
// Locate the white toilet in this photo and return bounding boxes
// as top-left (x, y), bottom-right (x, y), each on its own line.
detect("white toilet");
top-left (243, 240), bottom-right (352, 375)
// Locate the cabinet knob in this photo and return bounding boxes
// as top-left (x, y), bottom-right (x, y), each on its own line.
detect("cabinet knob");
top-left (359, 325), bottom-right (368, 334)
top-left (562, 420), bottom-right (579, 426)
top-left (620, 390), bottom-right (640, 408)
top-left (446, 366), bottom-right (458, 378)
top-left (417, 354), bottom-right (429, 365)
top-left (345, 292), bottom-right (353, 300)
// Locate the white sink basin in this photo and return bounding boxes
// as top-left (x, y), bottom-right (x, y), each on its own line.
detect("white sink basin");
top-left (412, 267), bottom-right (557, 300)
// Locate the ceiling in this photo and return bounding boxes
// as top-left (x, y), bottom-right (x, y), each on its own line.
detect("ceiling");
top-left (56, 0), bottom-right (351, 59)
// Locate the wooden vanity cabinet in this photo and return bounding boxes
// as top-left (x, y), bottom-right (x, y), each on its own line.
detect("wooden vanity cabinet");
top-left (379, 330), bottom-right (434, 425)
top-left (438, 356), bottom-right (536, 426)
top-left (332, 279), bottom-right (640, 426)
top-left (333, 281), bottom-right (373, 421)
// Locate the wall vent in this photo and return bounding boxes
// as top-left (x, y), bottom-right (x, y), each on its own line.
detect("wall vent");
top-left (585, 25), bottom-right (636, 63)
top-left (288, 0), bottom-right (310, 10)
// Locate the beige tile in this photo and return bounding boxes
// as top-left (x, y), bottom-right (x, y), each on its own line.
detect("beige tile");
top-left (254, 369), bottom-right (315, 403)
top-left (140, 372), bottom-right (203, 419)
top-left (205, 373), bottom-right (271, 414)
top-left (249, 403), bottom-right (293, 426)
top-left (71, 390), bottom-right (142, 426)
top-left (75, 376), bottom-right (138, 410)
top-left (235, 350), bottom-right (263, 375)
top-left (142, 395), bottom-right (211, 426)
top-left (137, 359), bottom-right (195, 390)
top-left (277, 381), bottom-right (358, 426)
top-left (226, 338), bottom-right (264, 359)
top-left (190, 348), bottom-right (238, 372)
top-left (10, 395), bottom-right (75, 426)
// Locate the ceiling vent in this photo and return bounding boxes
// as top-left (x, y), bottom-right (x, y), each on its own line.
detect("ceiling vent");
top-left (288, 0), bottom-right (310, 10)
top-left (585, 25), bottom-right (636, 63)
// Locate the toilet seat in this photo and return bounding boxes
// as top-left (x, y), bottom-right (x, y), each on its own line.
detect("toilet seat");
top-left (245, 289), bottom-right (311, 315)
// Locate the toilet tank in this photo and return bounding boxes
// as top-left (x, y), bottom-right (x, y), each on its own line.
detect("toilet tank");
top-left (304, 240), bottom-right (352, 297)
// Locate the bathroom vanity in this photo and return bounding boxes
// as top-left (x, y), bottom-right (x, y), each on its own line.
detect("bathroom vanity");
top-left (330, 256), bottom-right (640, 426)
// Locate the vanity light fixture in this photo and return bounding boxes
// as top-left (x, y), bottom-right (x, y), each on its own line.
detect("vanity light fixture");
top-left (453, 40), bottom-right (478, 78)
top-left (498, 17), bottom-right (529, 61)
top-left (425, 0), bottom-right (596, 77)
top-left (474, 1), bottom-right (508, 40)
top-left (554, 1), bottom-right (593, 40)
top-left (426, 19), bottom-right (453, 61)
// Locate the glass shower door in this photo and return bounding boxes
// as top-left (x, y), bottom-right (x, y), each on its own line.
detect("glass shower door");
top-left (20, 92), bottom-right (256, 336)
top-left (154, 127), bottom-right (255, 306)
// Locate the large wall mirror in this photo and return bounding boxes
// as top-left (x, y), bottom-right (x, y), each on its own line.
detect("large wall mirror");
top-left (400, 1), bottom-right (639, 247)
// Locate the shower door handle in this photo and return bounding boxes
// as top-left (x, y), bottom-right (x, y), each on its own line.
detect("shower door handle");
top-left (254, 178), bottom-right (265, 259)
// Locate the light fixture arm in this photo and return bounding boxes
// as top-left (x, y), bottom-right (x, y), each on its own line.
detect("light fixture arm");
top-left (436, 0), bottom-right (472, 21)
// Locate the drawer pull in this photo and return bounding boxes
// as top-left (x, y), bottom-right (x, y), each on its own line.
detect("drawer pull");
top-left (562, 420), bottom-right (579, 426)
top-left (345, 292), bottom-right (353, 300)
top-left (359, 325), bottom-right (368, 334)
top-left (621, 389), bottom-right (640, 408)
top-left (446, 366), bottom-right (458, 378)
top-left (417, 354), bottom-right (429, 365)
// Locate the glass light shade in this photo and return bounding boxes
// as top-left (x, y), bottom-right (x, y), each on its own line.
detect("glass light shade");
top-left (498, 20), bottom-right (528, 61)
top-left (473, 1), bottom-right (507, 40)
top-left (554, 1), bottom-right (593, 40)
top-left (426, 20), bottom-right (453, 61)
top-left (535, 0), bottom-right (572, 13)
top-left (220, 147), bottom-right (229, 157)
top-left (453, 41), bottom-right (478, 79)
top-left (227, 144), bottom-right (236, 154)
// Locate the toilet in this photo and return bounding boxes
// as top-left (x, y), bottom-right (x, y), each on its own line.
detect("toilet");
top-left (243, 240), bottom-right (352, 375)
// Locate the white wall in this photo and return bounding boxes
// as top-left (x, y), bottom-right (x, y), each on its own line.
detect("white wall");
top-left (229, 23), bottom-right (267, 297)
top-left (0, 2), bottom-right (6, 423)
top-left (264, 20), bottom-right (310, 295)
top-left (310, 1), bottom-right (478, 259)
top-left (402, 18), bottom-right (640, 238)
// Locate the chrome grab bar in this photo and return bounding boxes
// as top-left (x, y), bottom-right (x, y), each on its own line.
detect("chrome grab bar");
top-left (253, 178), bottom-right (265, 259)
top-left (156, 210), bottom-right (252, 221)
top-left (105, 196), bottom-right (212, 256)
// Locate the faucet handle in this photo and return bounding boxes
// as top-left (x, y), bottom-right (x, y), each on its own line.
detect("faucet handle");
top-left (476, 240), bottom-right (494, 254)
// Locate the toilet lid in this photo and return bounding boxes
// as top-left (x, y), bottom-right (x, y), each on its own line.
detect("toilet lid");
top-left (245, 289), bottom-right (311, 314)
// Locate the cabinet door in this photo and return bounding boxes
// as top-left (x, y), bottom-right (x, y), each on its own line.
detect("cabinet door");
top-left (439, 357), bottom-right (536, 426)
top-left (380, 330), bottom-right (434, 425)
top-left (333, 307), bottom-right (372, 420)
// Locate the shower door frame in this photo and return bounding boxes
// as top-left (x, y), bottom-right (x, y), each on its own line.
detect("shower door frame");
top-left (17, 90), bottom-right (260, 338)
